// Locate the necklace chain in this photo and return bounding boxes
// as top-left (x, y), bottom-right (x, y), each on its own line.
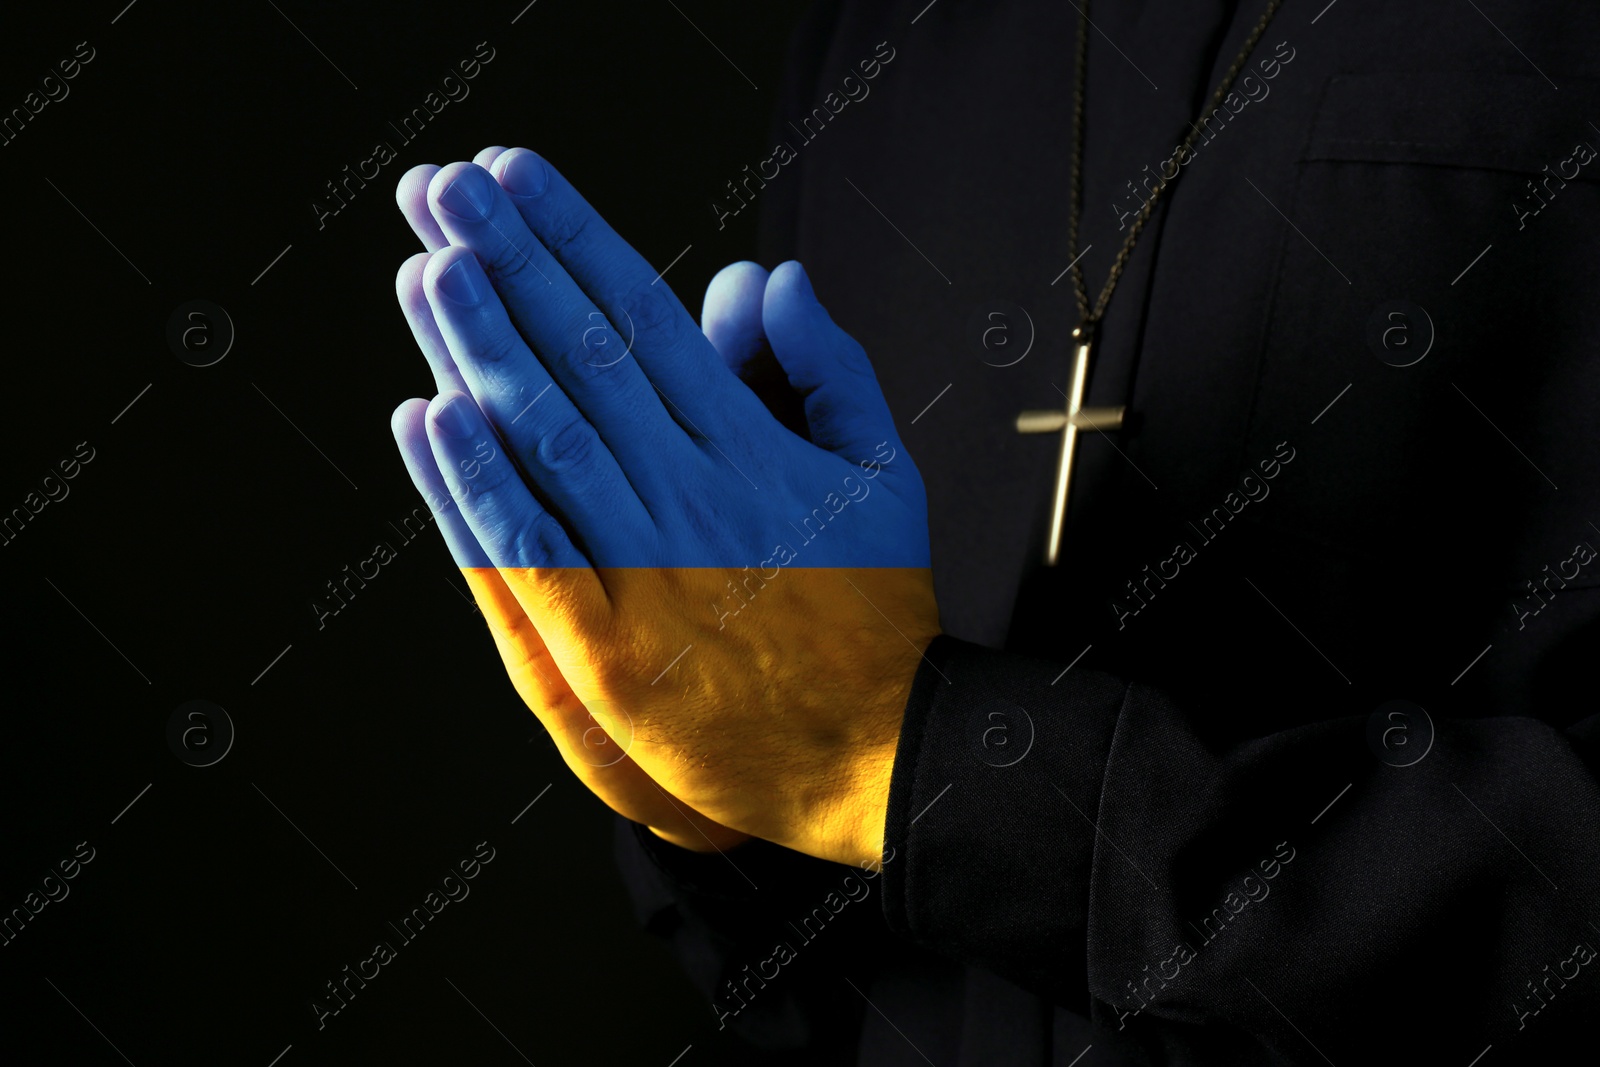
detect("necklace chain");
top-left (1067, 0), bottom-right (1285, 325)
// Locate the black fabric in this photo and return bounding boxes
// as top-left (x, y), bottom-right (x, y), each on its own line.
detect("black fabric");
top-left (612, 818), bottom-right (881, 1062)
top-left (617, 0), bottom-right (1600, 1062)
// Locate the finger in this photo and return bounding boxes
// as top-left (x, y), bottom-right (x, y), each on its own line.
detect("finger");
top-left (763, 260), bottom-right (901, 462)
top-left (401, 396), bottom-right (734, 848)
top-left (424, 391), bottom-right (590, 569)
top-left (391, 397), bottom-right (491, 567)
top-left (464, 567), bottom-right (621, 768)
top-left (467, 571), bottom-right (630, 774)
top-left (391, 483), bottom-right (640, 813)
top-left (396, 164), bottom-right (447, 251)
top-left (427, 162), bottom-right (694, 494)
top-left (702, 260), bottom-right (769, 374)
top-left (703, 261), bottom-right (809, 438)
top-left (394, 412), bottom-right (601, 754)
top-left (422, 247), bottom-right (654, 559)
top-left (464, 565), bottom-right (742, 851)
top-left (489, 148), bottom-right (763, 436)
top-left (397, 253), bottom-right (471, 395)
top-left (424, 391), bottom-right (609, 670)
top-left (473, 145), bottom-right (509, 169)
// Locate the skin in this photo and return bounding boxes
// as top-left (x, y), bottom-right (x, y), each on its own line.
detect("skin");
top-left (389, 147), bottom-right (940, 866)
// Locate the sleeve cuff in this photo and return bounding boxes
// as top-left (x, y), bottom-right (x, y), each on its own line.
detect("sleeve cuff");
top-left (612, 814), bottom-right (853, 933)
top-left (878, 633), bottom-right (1129, 997)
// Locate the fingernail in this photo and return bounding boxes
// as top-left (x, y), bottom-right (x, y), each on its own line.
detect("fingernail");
top-left (499, 151), bottom-right (549, 198)
top-left (438, 167), bottom-right (495, 219)
top-left (434, 396), bottom-right (477, 439)
top-left (435, 259), bottom-right (481, 306)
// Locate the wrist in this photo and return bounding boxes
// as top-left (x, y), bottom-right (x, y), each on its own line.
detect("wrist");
top-left (821, 736), bottom-right (897, 866)
top-left (800, 630), bottom-right (934, 867)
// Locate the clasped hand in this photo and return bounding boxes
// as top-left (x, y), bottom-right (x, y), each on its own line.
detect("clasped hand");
top-left (388, 146), bottom-right (939, 866)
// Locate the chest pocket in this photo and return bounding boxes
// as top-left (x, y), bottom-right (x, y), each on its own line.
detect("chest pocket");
top-left (1246, 70), bottom-right (1600, 592)
top-left (1300, 71), bottom-right (1600, 181)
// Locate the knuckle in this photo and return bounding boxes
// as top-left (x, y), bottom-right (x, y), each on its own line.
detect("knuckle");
top-left (506, 509), bottom-right (569, 566)
top-left (484, 236), bottom-right (540, 286)
top-left (616, 282), bottom-right (681, 348)
top-left (568, 312), bottom-right (627, 371)
top-left (535, 417), bottom-right (597, 472)
top-left (456, 448), bottom-right (508, 503)
top-left (540, 207), bottom-right (591, 258)
top-left (473, 323), bottom-right (525, 364)
top-left (615, 641), bottom-right (657, 686)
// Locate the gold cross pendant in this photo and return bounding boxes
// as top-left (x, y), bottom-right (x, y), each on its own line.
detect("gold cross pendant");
top-left (1014, 323), bottom-right (1125, 566)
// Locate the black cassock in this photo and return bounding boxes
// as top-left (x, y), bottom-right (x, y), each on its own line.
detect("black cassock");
top-left (616, 1), bottom-right (1600, 1063)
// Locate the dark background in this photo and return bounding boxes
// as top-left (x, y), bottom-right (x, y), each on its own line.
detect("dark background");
top-left (0, 2), bottom-right (811, 1063)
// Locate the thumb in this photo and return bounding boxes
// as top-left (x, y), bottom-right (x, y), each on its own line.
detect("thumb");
top-left (701, 260), bottom-right (769, 375)
top-left (702, 260), bottom-right (809, 438)
top-left (761, 261), bottom-right (899, 462)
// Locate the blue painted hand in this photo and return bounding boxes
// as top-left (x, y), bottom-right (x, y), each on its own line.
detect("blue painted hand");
top-left (391, 149), bottom-right (939, 865)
